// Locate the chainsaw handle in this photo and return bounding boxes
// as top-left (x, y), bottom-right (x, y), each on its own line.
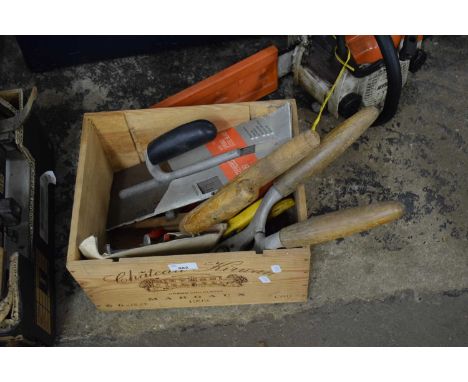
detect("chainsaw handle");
top-left (146, 119), bottom-right (217, 165)
top-left (268, 201), bottom-right (405, 249)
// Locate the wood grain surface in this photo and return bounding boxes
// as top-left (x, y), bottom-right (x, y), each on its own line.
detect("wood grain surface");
top-left (279, 201), bottom-right (405, 247)
top-left (67, 119), bottom-right (114, 262)
top-left (125, 104), bottom-right (251, 161)
top-left (68, 248), bottom-right (310, 311)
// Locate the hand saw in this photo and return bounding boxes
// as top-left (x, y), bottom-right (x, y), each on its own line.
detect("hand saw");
top-left (107, 104), bottom-right (293, 230)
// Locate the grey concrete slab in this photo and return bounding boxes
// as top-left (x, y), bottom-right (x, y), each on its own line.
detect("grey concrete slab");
top-left (0, 35), bottom-right (466, 346)
top-left (58, 289), bottom-right (468, 346)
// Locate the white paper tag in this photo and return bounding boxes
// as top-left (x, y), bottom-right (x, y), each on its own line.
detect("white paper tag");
top-left (271, 265), bottom-right (282, 273)
top-left (258, 275), bottom-right (271, 284)
top-left (168, 262), bottom-right (198, 272)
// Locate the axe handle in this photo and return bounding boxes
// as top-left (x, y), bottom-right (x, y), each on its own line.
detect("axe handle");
top-left (277, 201), bottom-right (405, 248)
top-left (179, 129), bottom-right (320, 234)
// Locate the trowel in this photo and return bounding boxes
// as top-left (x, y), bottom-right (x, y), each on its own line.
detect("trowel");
top-left (107, 104), bottom-right (292, 230)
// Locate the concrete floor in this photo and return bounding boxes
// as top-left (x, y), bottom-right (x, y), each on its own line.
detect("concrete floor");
top-left (0, 36), bottom-right (467, 346)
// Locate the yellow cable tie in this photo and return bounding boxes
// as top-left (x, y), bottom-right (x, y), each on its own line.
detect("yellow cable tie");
top-left (334, 49), bottom-right (355, 72)
top-left (311, 48), bottom-right (352, 132)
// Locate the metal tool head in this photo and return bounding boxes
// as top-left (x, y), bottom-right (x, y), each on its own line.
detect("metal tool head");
top-left (108, 146), bottom-right (255, 230)
top-left (212, 186), bottom-right (283, 253)
top-left (107, 105), bottom-right (292, 230)
top-left (213, 223), bottom-right (255, 253)
top-left (107, 162), bottom-right (167, 230)
top-left (237, 103), bottom-right (292, 157)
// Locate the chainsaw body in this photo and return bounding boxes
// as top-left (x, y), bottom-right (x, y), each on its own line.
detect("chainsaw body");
top-left (295, 35), bottom-right (426, 122)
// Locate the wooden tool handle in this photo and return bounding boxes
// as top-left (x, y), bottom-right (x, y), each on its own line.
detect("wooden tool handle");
top-left (278, 201), bottom-right (405, 248)
top-left (275, 106), bottom-right (380, 197)
top-left (179, 129), bottom-right (320, 234)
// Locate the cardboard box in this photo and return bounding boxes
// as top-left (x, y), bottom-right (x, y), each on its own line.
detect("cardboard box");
top-left (67, 100), bottom-right (311, 311)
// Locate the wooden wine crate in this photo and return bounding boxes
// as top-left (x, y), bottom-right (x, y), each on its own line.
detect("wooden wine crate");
top-left (66, 99), bottom-right (311, 311)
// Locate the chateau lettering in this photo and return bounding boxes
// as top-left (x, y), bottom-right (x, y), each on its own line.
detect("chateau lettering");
top-left (206, 261), bottom-right (273, 276)
top-left (104, 268), bottom-right (177, 284)
top-left (103, 260), bottom-right (272, 284)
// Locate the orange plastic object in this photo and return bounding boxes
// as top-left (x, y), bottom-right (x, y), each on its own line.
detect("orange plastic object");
top-left (345, 35), bottom-right (403, 65)
top-left (151, 46), bottom-right (278, 108)
top-left (345, 35), bottom-right (424, 65)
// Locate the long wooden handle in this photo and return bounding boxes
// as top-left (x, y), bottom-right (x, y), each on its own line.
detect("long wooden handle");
top-left (278, 201), bottom-right (405, 248)
top-left (275, 106), bottom-right (379, 197)
top-left (179, 129), bottom-right (320, 234)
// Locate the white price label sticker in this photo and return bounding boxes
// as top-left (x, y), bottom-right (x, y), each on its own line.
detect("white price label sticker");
top-left (168, 262), bottom-right (198, 272)
top-left (271, 265), bottom-right (282, 273)
top-left (258, 275), bottom-right (271, 284)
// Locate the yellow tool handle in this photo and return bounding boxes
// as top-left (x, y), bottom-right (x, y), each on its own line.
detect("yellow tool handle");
top-left (179, 129), bottom-right (320, 234)
top-left (278, 201), bottom-right (405, 248)
top-left (223, 197), bottom-right (295, 238)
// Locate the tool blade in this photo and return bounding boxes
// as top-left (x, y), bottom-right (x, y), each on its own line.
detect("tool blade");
top-left (107, 104), bottom-right (293, 229)
top-left (154, 105), bottom-right (293, 216)
top-left (236, 103), bottom-right (292, 158)
top-left (152, 173), bottom-right (216, 216)
top-left (107, 163), bottom-right (168, 230)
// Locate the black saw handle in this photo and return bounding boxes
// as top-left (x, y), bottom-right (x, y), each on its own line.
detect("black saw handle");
top-left (146, 119), bottom-right (217, 165)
